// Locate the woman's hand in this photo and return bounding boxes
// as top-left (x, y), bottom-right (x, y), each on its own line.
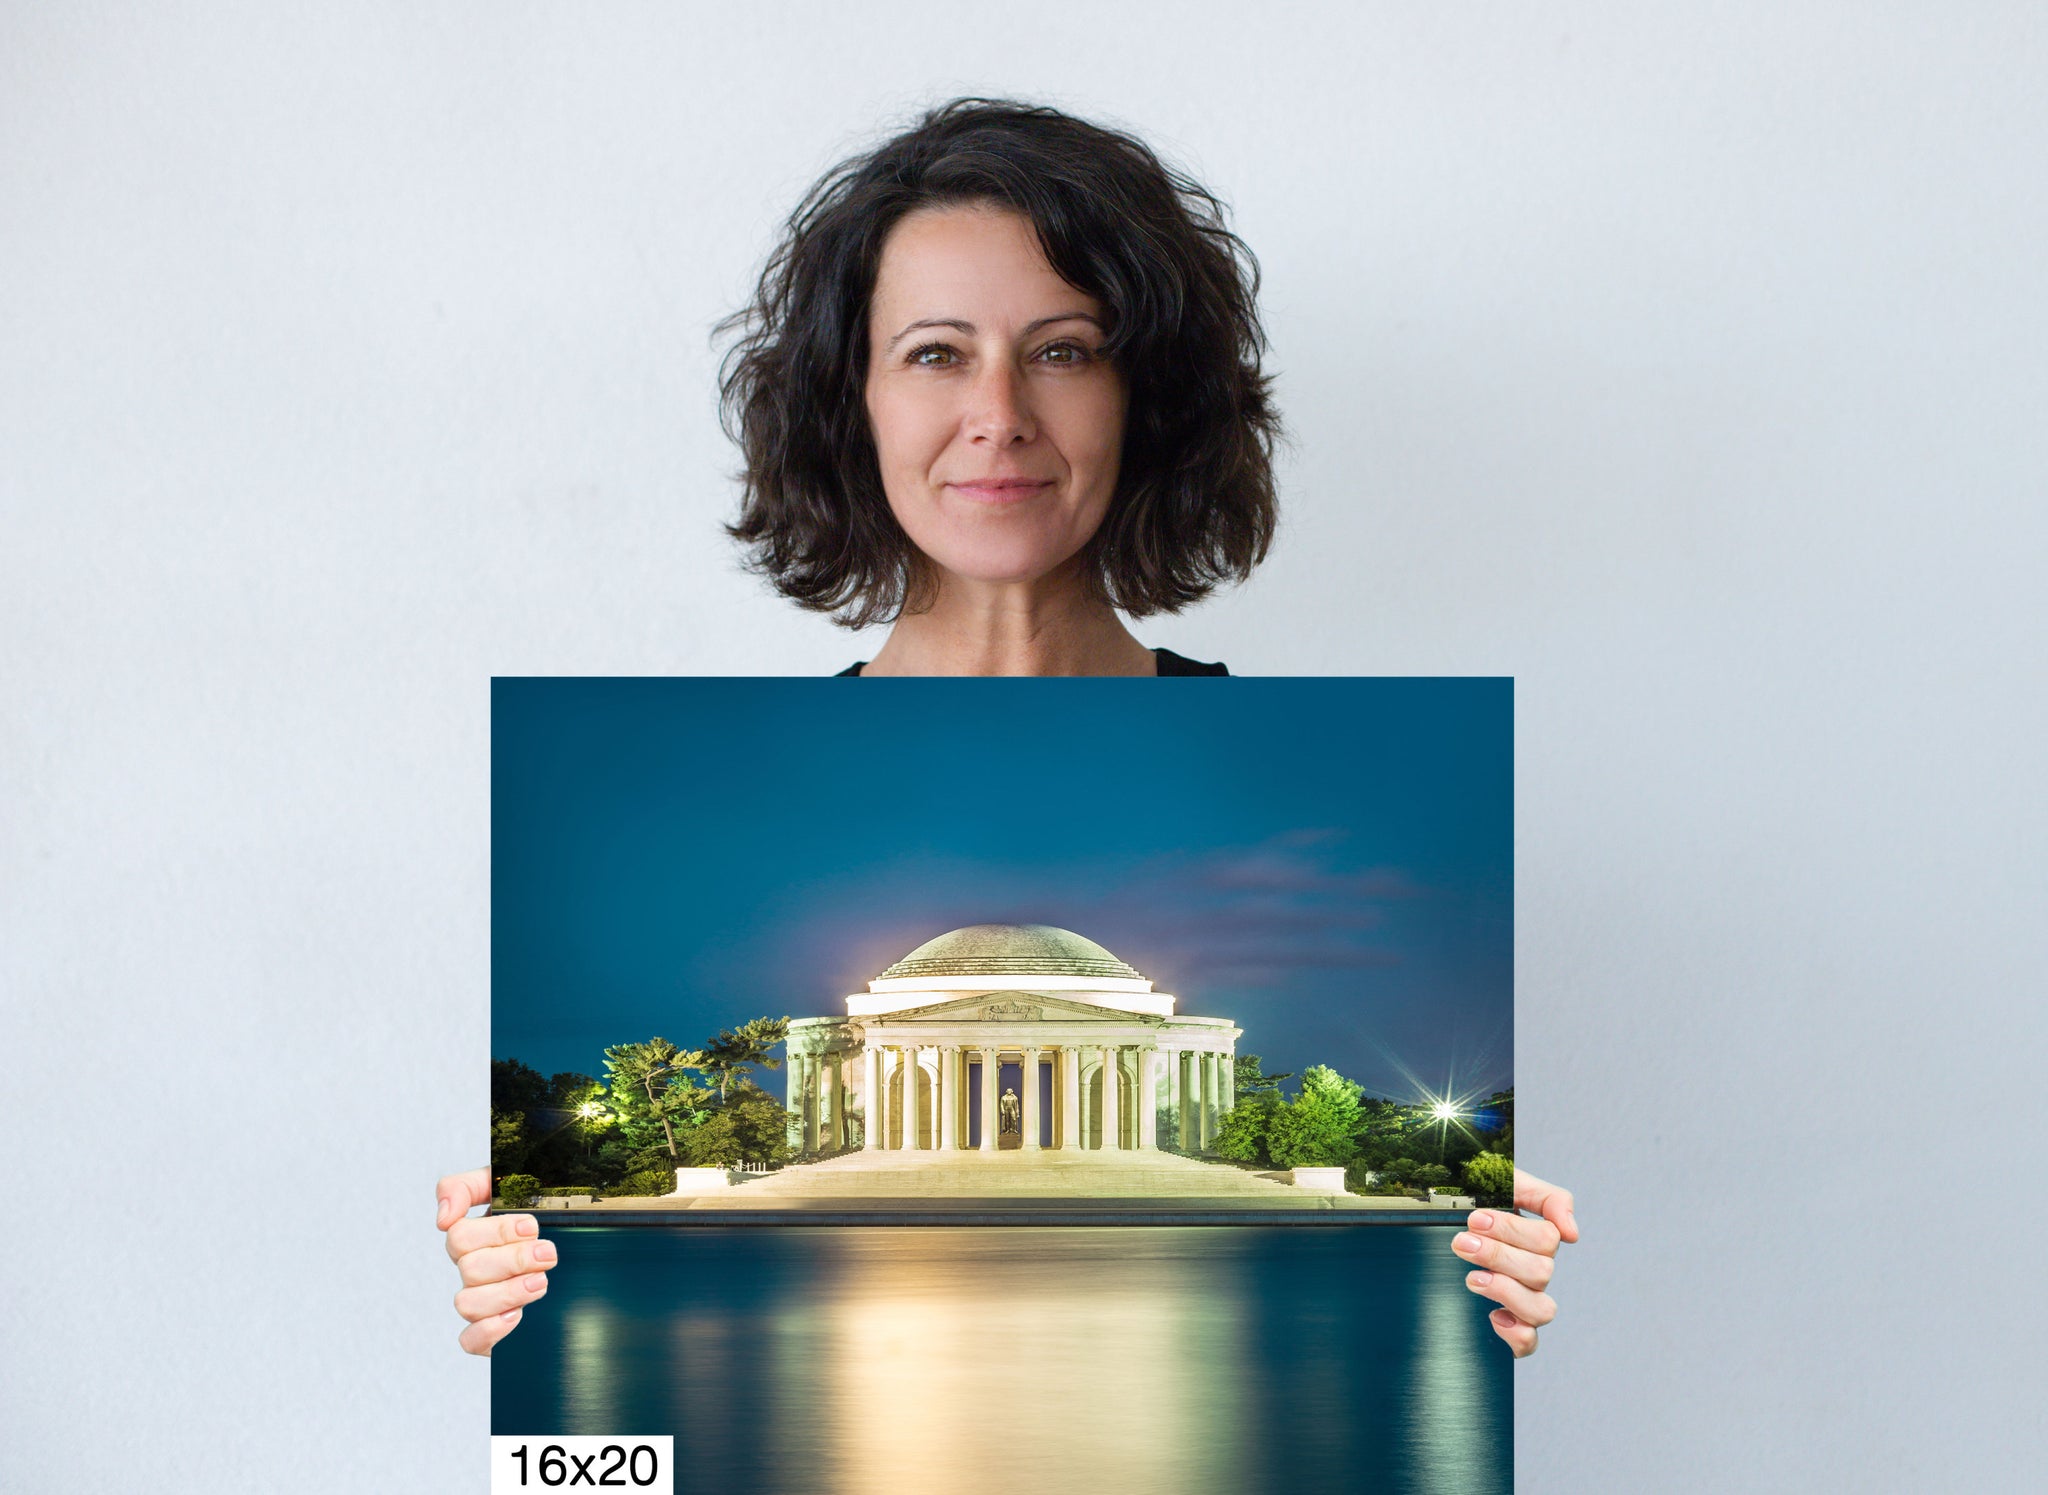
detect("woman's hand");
top-left (437, 1167), bottom-right (557, 1357)
top-left (1454, 1168), bottom-right (1578, 1357)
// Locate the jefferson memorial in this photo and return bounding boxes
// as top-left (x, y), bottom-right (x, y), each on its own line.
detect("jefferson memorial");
top-left (783, 924), bottom-right (1241, 1157)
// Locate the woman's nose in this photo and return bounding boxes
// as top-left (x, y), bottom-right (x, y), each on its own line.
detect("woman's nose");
top-left (963, 360), bottom-right (1036, 445)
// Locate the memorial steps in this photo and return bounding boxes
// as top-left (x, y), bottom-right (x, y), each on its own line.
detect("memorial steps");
top-left (681, 1147), bottom-right (1370, 1204)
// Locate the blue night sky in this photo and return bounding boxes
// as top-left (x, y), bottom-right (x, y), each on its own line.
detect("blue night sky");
top-left (493, 677), bottom-right (1511, 1105)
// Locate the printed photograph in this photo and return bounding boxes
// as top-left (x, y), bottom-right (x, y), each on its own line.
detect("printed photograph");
top-left (490, 675), bottom-right (1513, 1493)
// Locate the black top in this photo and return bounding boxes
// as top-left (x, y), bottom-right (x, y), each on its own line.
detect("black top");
top-left (835, 646), bottom-right (1228, 677)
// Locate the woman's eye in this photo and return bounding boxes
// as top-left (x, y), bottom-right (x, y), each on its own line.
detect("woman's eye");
top-left (904, 340), bottom-right (1095, 368)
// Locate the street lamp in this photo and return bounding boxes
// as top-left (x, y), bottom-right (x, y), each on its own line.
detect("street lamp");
top-left (1422, 1096), bottom-right (1464, 1162)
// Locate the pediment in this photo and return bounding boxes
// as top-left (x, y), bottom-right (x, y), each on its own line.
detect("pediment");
top-left (888, 990), bottom-right (1158, 1025)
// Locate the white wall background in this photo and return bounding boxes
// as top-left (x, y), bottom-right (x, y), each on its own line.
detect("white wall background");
top-left (5, 3), bottom-right (2044, 1489)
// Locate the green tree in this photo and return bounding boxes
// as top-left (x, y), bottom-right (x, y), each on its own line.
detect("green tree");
top-left (1475, 1088), bottom-right (1514, 1156)
top-left (495, 1173), bottom-right (541, 1208)
top-left (491, 1057), bottom-right (551, 1115)
top-left (1266, 1065), bottom-right (1366, 1169)
top-left (701, 1017), bottom-right (789, 1103)
top-left (1462, 1150), bottom-right (1515, 1207)
top-left (545, 1071), bottom-right (604, 1111)
top-left (612, 1167), bottom-right (677, 1198)
top-left (592, 1135), bottom-right (661, 1180)
top-left (520, 1071), bottom-right (610, 1183)
top-left (490, 1108), bottom-right (529, 1174)
top-left (492, 1059), bottom-right (616, 1184)
top-left (602, 1037), bottom-right (711, 1166)
top-left (1351, 1095), bottom-right (1417, 1171)
top-left (1212, 1096), bottom-right (1275, 1163)
top-left (1233, 1054), bottom-right (1294, 1097)
top-left (682, 1081), bottom-right (795, 1168)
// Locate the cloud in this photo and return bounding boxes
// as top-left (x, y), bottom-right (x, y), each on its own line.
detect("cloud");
top-left (1072, 833), bottom-right (1424, 990)
top-left (1197, 854), bottom-right (1420, 899)
top-left (753, 830), bottom-right (1427, 998)
top-left (1269, 826), bottom-right (1349, 849)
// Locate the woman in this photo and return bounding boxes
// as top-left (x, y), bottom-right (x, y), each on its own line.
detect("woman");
top-left (440, 96), bottom-right (1576, 1358)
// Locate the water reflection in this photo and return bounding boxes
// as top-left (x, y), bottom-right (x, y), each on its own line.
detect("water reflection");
top-left (763, 1230), bottom-right (1253, 1495)
top-left (494, 1227), bottom-right (1508, 1495)
top-left (1407, 1244), bottom-right (1503, 1495)
top-left (559, 1300), bottom-right (621, 1433)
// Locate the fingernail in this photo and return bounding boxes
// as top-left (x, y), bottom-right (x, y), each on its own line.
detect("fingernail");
top-left (516, 1216), bottom-right (537, 1237)
top-left (524, 1274), bottom-right (548, 1293)
top-left (436, 1202), bottom-right (449, 1228)
top-left (1470, 1211), bottom-right (1494, 1231)
top-left (501, 1308), bottom-right (522, 1324)
top-left (1567, 1210), bottom-right (1577, 1235)
top-left (1454, 1232), bottom-right (1480, 1254)
top-left (534, 1241), bottom-right (557, 1264)
top-left (1468, 1270), bottom-right (1493, 1286)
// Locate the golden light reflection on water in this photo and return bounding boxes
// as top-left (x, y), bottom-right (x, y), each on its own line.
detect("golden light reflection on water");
top-left (524, 1226), bottom-right (1506, 1494)
top-left (760, 1228), bottom-right (1253, 1495)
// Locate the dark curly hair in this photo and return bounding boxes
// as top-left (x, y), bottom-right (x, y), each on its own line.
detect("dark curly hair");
top-left (717, 97), bottom-right (1282, 628)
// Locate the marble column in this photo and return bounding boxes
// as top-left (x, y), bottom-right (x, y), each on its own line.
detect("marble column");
top-left (827, 1054), bottom-right (838, 1146)
top-left (864, 1046), bottom-right (881, 1151)
top-left (1222, 1050), bottom-right (1236, 1117)
top-left (922, 1046), bottom-right (935, 1149)
top-left (803, 1054), bottom-right (819, 1151)
top-left (783, 1052), bottom-right (800, 1149)
top-left (1173, 1050), bottom-right (1186, 1151)
top-left (1171, 1044), bottom-right (1187, 1146)
top-left (787, 1050), bottom-right (803, 1153)
top-left (907, 1046), bottom-right (927, 1150)
top-left (956, 1048), bottom-right (967, 1147)
top-left (1101, 1045), bottom-right (1121, 1151)
top-left (956, 1047), bottom-right (970, 1149)
top-left (880, 1049), bottom-right (894, 1150)
top-left (1139, 1049), bottom-right (1159, 1149)
top-left (1059, 1045), bottom-right (1081, 1151)
top-left (1020, 1046), bottom-right (1042, 1150)
top-left (802, 1048), bottom-right (819, 1155)
top-left (890, 1047), bottom-right (905, 1150)
top-left (940, 1046), bottom-right (959, 1150)
top-left (978, 1048), bottom-right (997, 1151)
top-left (1192, 1052), bottom-right (1210, 1150)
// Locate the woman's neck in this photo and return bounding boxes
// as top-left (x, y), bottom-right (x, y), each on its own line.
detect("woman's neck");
top-left (857, 567), bottom-right (1158, 677)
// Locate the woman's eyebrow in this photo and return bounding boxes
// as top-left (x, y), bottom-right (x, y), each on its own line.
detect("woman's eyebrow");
top-left (883, 312), bottom-right (1103, 351)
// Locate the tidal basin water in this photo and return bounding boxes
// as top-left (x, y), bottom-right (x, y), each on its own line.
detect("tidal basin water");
top-left (492, 1225), bottom-right (1510, 1495)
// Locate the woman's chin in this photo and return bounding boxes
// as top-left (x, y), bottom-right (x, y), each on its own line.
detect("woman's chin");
top-left (916, 536), bottom-right (1086, 593)
top-left (930, 555), bottom-right (1079, 592)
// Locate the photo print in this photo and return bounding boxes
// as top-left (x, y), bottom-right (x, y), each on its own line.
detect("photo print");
top-left (490, 675), bottom-right (1514, 1494)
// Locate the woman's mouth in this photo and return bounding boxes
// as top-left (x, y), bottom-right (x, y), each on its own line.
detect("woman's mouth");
top-left (947, 479), bottom-right (1053, 504)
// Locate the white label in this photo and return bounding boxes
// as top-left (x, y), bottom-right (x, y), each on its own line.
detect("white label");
top-left (490, 1437), bottom-right (674, 1493)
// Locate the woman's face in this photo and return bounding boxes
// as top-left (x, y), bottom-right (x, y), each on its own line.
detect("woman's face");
top-left (864, 203), bottom-right (1126, 594)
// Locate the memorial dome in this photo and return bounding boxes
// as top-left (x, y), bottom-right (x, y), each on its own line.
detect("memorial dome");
top-left (879, 923), bottom-right (1145, 982)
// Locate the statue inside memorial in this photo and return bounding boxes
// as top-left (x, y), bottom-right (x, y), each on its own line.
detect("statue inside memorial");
top-left (998, 1085), bottom-right (1022, 1135)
